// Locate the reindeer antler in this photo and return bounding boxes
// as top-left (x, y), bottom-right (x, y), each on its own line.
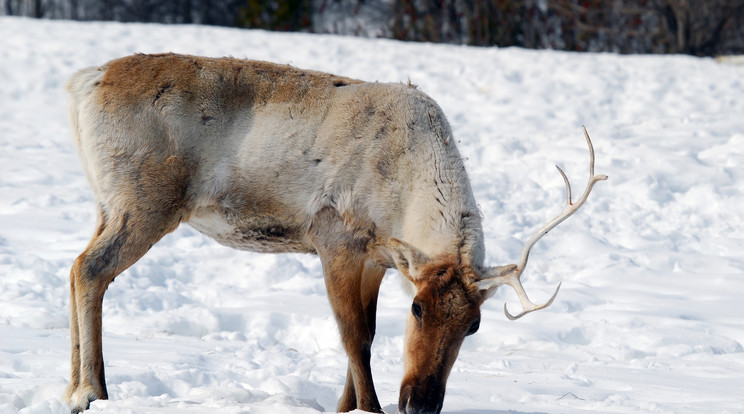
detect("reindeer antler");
top-left (478, 127), bottom-right (608, 320)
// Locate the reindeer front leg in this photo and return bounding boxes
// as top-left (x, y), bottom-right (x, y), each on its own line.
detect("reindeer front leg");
top-left (336, 262), bottom-right (386, 412)
top-left (309, 207), bottom-right (384, 413)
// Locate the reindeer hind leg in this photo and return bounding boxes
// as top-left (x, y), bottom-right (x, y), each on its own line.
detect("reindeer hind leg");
top-left (65, 208), bottom-right (109, 405)
top-left (66, 205), bottom-right (183, 413)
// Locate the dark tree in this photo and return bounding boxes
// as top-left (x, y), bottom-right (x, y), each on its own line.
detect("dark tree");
top-left (2, 0), bottom-right (743, 56)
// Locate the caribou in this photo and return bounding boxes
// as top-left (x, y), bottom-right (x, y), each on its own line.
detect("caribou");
top-left (64, 53), bottom-right (606, 414)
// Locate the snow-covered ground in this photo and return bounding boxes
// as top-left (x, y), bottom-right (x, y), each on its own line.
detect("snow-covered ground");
top-left (1, 16), bottom-right (743, 414)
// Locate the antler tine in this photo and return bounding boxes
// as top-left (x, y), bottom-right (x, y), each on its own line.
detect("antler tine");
top-left (504, 281), bottom-right (562, 320)
top-left (514, 126), bottom-right (607, 276)
top-left (478, 127), bottom-right (607, 320)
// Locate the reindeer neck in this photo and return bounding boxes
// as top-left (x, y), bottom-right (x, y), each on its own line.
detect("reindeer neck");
top-left (396, 114), bottom-right (485, 269)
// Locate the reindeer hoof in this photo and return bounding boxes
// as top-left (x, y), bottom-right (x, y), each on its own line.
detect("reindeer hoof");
top-left (68, 386), bottom-right (101, 413)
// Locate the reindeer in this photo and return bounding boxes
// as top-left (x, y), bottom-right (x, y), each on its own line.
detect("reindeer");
top-left (64, 53), bottom-right (606, 414)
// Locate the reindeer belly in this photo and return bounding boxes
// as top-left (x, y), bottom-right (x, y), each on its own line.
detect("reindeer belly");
top-left (188, 207), bottom-right (314, 254)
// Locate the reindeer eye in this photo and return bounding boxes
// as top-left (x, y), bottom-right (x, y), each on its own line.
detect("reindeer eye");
top-left (466, 318), bottom-right (480, 336)
top-left (411, 302), bottom-right (423, 320)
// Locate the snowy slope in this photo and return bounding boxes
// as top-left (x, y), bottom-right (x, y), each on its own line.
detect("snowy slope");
top-left (1, 16), bottom-right (743, 414)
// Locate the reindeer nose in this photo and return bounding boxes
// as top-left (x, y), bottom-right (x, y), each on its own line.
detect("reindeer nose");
top-left (398, 399), bottom-right (443, 414)
top-left (398, 378), bottom-right (444, 414)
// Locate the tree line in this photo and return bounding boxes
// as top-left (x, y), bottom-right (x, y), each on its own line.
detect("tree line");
top-left (3, 0), bottom-right (743, 56)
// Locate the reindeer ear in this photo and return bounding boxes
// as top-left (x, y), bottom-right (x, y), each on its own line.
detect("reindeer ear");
top-left (486, 264), bottom-right (518, 278)
top-left (477, 264), bottom-right (517, 299)
top-left (388, 238), bottom-right (429, 281)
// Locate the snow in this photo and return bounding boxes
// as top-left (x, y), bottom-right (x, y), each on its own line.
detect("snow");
top-left (1, 16), bottom-right (743, 414)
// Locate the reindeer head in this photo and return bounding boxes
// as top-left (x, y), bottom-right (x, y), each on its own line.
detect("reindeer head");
top-left (390, 239), bottom-right (483, 414)
top-left (389, 128), bottom-right (607, 414)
